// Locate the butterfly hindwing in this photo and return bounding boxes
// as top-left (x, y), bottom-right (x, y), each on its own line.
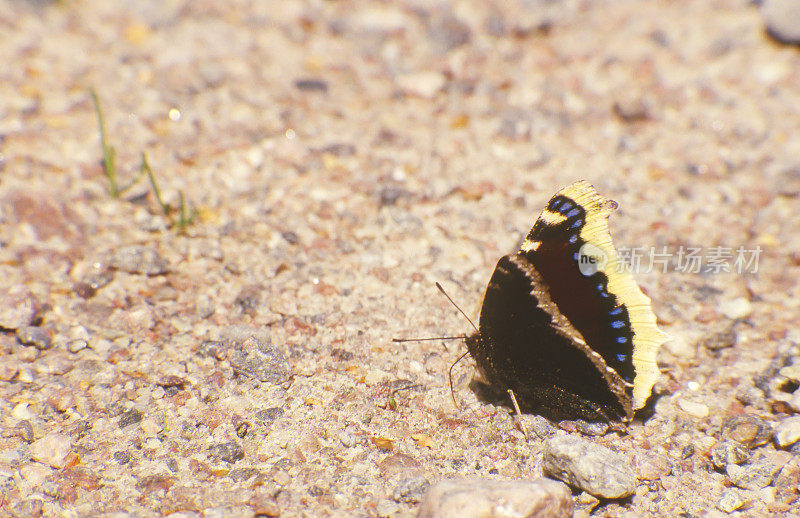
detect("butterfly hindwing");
top-left (466, 254), bottom-right (631, 422)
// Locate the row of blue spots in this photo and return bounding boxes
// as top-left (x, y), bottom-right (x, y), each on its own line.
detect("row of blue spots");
top-left (596, 282), bottom-right (610, 298)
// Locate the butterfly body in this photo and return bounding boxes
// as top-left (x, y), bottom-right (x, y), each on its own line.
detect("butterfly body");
top-left (467, 181), bottom-right (667, 422)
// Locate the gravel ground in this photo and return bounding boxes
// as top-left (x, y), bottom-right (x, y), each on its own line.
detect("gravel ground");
top-left (2, 0), bottom-right (800, 516)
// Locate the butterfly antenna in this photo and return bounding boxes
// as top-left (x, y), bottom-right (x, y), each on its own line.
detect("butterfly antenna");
top-left (449, 350), bottom-right (470, 410)
top-left (435, 282), bottom-right (478, 334)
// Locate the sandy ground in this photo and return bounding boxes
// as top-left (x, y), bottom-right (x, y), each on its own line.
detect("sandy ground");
top-left (1, 0), bottom-right (800, 516)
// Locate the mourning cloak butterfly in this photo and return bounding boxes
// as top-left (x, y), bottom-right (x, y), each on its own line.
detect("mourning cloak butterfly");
top-left (466, 181), bottom-right (668, 422)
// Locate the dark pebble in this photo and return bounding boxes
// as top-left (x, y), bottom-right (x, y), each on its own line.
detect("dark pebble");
top-left (256, 407), bottom-right (285, 423)
top-left (110, 245), bottom-right (169, 276)
top-left (700, 328), bottom-right (737, 350)
top-left (710, 440), bottom-right (751, 471)
top-left (208, 441), bottom-right (245, 464)
top-left (392, 476), bottom-right (430, 504)
top-left (118, 408), bottom-right (143, 429)
top-left (229, 337), bottom-right (291, 384)
top-left (721, 415), bottom-right (774, 448)
top-left (16, 326), bottom-right (52, 350)
top-left (294, 78), bottom-right (328, 93)
top-left (113, 451), bottom-right (132, 465)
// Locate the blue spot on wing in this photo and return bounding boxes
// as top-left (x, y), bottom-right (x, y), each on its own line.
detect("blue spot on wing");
top-left (570, 219), bottom-right (583, 229)
top-left (565, 208), bottom-right (580, 218)
top-left (559, 200), bottom-right (573, 211)
top-left (611, 320), bottom-right (625, 329)
top-left (568, 234), bottom-right (577, 244)
top-left (572, 252), bottom-right (579, 261)
top-left (609, 307), bottom-right (623, 316)
top-left (616, 353), bottom-right (627, 362)
top-left (616, 336), bottom-right (628, 344)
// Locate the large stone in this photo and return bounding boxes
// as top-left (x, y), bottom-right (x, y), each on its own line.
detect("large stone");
top-left (417, 477), bottom-right (573, 518)
top-left (542, 435), bottom-right (636, 499)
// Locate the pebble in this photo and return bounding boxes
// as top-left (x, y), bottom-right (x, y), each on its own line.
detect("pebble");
top-left (773, 416), bottom-right (800, 449)
top-left (635, 452), bottom-right (672, 480)
top-left (721, 415), bottom-right (773, 448)
top-left (396, 71), bottom-right (446, 99)
top-left (391, 476), bottom-right (430, 504)
top-left (762, 0), bottom-right (800, 45)
top-left (710, 441), bottom-right (752, 471)
top-left (15, 326), bottom-right (52, 350)
top-left (228, 337), bottom-right (291, 384)
top-left (29, 432), bottom-right (72, 468)
top-left (529, 415), bottom-right (557, 439)
top-left (10, 499), bottom-right (44, 518)
top-left (416, 477), bottom-right (573, 518)
top-left (110, 245), bottom-right (169, 275)
top-left (717, 297), bottom-right (752, 320)
top-left (677, 398), bottom-right (710, 418)
top-left (541, 435), bottom-right (636, 499)
top-left (14, 420), bottom-right (34, 443)
top-left (716, 488), bottom-right (749, 513)
top-left (700, 328), bottom-right (737, 350)
top-left (207, 441), bottom-right (244, 464)
top-left (67, 339), bottom-right (89, 353)
top-left (118, 408), bottom-right (143, 429)
top-left (0, 285), bottom-right (39, 329)
top-left (0, 360), bottom-right (20, 381)
top-left (727, 460), bottom-right (781, 490)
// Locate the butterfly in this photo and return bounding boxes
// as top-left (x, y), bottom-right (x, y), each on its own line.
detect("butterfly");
top-left (464, 181), bottom-right (668, 422)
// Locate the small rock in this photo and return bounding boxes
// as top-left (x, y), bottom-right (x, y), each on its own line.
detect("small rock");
top-left (677, 398), bottom-right (710, 418)
top-left (14, 420), bottom-right (34, 443)
top-left (0, 360), bottom-right (20, 381)
top-left (773, 416), bottom-right (800, 449)
top-left (66, 339), bottom-right (89, 353)
top-left (110, 245), bottom-right (169, 275)
top-left (16, 326), bottom-right (52, 350)
top-left (378, 453), bottom-right (424, 478)
top-left (612, 95), bottom-right (650, 122)
top-left (201, 505), bottom-right (256, 518)
top-left (0, 285), bottom-right (39, 330)
top-left (429, 15), bottom-right (472, 52)
top-left (710, 441), bottom-right (752, 471)
top-left (735, 385), bottom-right (765, 407)
top-left (391, 476), bottom-right (430, 504)
top-left (113, 451), bottom-right (131, 464)
top-left (10, 498), bottom-right (44, 518)
top-left (762, 0), bottom-right (800, 45)
top-left (416, 477), bottom-right (573, 518)
top-left (294, 78), bottom-right (328, 93)
top-left (717, 297), bottom-right (752, 320)
top-left (229, 337), bottom-right (291, 384)
top-left (118, 408), bottom-right (143, 429)
top-left (208, 441), bottom-right (244, 464)
top-left (29, 432), bottom-right (72, 469)
top-left (572, 420), bottom-right (610, 436)
top-left (529, 415), bottom-right (557, 439)
top-left (721, 415), bottom-right (773, 448)
top-left (700, 328), bottom-right (737, 350)
top-left (635, 452), bottom-right (672, 480)
top-left (717, 488), bottom-right (749, 513)
top-left (542, 435), bottom-right (636, 499)
top-left (396, 71), bottom-right (446, 99)
top-left (727, 460), bottom-right (782, 490)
